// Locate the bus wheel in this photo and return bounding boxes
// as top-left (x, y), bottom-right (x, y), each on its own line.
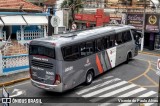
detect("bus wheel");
top-left (85, 71), bottom-right (94, 85)
top-left (125, 53), bottom-right (131, 64)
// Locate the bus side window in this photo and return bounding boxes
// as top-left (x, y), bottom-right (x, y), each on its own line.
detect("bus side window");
top-left (62, 45), bottom-right (79, 61)
top-left (86, 41), bottom-right (94, 55)
top-left (63, 46), bottom-right (72, 61)
top-left (80, 43), bottom-right (86, 57)
top-left (123, 31), bottom-right (132, 43)
top-left (72, 45), bottom-right (80, 59)
top-left (96, 38), bottom-right (104, 52)
top-left (109, 35), bottom-right (116, 48)
top-left (116, 33), bottom-right (123, 45)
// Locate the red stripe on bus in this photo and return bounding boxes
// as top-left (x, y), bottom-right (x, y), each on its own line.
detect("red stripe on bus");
top-left (106, 51), bottom-right (112, 68)
top-left (96, 54), bottom-right (104, 74)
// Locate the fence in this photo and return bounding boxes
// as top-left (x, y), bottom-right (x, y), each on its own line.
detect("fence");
top-left (0, 53), bottom-right (29, 75)
top-left (16, 30), bottom-right (44, 41)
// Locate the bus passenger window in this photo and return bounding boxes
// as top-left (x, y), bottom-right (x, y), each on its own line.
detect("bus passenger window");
top-left (96, 38), bottom-right (103, 52)
top-left (109, 35), bottom-right (116, 47)
top-left (62, 45), bottom-right (80, 61)
top-left (123, 31), bottom-right (132, 43)
top-left (80, 43), bottom-right (86, 57)
top-left (86, 41), bottom-right (94, 55)
top-left (116, 33), bottom-right (123, 45)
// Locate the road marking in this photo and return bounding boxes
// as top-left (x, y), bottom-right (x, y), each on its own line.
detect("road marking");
top-left (144, 74), bottom-right (158, 86)
top-left (118, 91), bottom-right (157, 106)
top-left (92, 76), bottom-right (113, 84)
top-left (77, 78), bottom-right (121, 95)
top-left (143, 103), bottom-right (155, 106)
top-left (151, 63), bottom-right (157, 66)
top-left (103, 76), bottom-right (113, 79)
top-left (118, 87), bottom-right (146, 97)
top-left (128, 61), bottom-right (151, 82)
top-left (82, 81), bottom-right (127, 97)
top-left (99, 87), bottom-right (147, 106)
top-left (90, 84), bottom-right (136, 102)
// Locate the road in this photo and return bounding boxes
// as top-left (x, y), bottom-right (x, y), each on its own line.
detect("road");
top-left (0, 53), bottom-right (159, 106)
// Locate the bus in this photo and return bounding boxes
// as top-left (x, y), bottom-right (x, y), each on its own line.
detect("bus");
top-left (29, 25), bottom-right (140, 92)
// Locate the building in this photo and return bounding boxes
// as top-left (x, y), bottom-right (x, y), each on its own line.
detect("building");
top-left (44, 0), bottom-right (66, 34)
top-left (0, 0), bottom-right (48, 55)
top-left (75, 0), bottom-right (160, 51)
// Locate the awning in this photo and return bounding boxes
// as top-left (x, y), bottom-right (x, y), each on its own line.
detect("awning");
top-left (23, 16), bottom-right (48, 25)
top-left (1, 16), bottom-right (27, 25)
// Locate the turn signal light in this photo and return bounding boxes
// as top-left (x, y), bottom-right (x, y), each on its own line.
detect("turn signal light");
top-left (29, 69), bottom-right (32, 78)
top-left (54, 74), bottom-right (61, 85)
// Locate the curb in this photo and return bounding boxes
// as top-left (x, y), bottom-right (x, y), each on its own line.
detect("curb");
top-left (139, 51), bottom-right (160, 57)
top-left (0, 77), bottom-right (30, 87)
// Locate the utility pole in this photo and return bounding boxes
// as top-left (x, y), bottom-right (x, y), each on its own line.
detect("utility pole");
top-left (141, 0), bottom-right (146, 51)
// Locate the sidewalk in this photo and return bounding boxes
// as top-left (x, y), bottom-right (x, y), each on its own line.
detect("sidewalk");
top-left (0, 49), bottom-right (159, 87)
top-left (0, 71), bottom-right (30, 87)
top-left (139, 48), bottom-right (160, 56)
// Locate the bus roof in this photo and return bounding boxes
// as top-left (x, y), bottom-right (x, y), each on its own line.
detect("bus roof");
top-left (32, 25), bottom-right (135, 46)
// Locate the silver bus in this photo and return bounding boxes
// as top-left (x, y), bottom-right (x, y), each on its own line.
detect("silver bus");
top-left (29, 25), bottom-right (140, 92)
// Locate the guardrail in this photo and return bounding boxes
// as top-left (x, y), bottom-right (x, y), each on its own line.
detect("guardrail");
top-left (16, 30), bottom-right (44, 41)
top-left (0, 53), bottom-right (29, 75)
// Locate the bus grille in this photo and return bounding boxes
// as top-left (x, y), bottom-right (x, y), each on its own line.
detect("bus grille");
top-left (31, 60), bottom-right (53, 69)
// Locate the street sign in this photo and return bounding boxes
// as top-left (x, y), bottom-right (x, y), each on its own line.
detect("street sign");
top-left (157, 59), bottom-right (160, 70)
top-left (72, 24), bottom-right (77, 30)
top-left (50, 16), bottom-right (60, 27)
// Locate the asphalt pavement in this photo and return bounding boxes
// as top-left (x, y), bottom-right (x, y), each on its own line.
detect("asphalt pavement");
top-left (0, 53), bottom-right (159, 106)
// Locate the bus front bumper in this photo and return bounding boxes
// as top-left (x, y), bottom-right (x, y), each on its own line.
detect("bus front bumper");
top-left (31, 79), bottom-right (63, 92)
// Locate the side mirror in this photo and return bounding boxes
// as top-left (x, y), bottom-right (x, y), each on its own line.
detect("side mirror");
top-left (136, 31), bottom-right (143, 38)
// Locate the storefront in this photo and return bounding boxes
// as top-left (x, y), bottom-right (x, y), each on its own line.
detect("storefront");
top-left (155, 34), bottom-right (160, 50)
top-left (74, 9), bottom-right (110, 29)
top-left (127, 13), bottom-right (143, 30)
top-left (109, 13), bottom-right (126, 24)
top-left (127, 13), bottom-right (160, 50)
top-left (145, 14), bottom-right (159, 50)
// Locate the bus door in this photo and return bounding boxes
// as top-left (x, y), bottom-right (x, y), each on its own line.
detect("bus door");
top-left (115, 33), bottom-right (127, 65)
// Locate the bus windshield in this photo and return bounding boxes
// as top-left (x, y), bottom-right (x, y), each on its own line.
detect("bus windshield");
top-left (29, 45), bottom-right (55, 59)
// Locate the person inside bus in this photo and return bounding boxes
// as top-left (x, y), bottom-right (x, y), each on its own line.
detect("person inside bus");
top-left (115, 40), bottom-right (118, 46)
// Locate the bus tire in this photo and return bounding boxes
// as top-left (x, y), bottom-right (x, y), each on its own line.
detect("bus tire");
top-left (85, 70), bottom-right (94, 85)
top-left (125, 52), bottom-right (131, 64)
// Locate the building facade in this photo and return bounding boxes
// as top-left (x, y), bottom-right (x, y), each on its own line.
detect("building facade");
top-left (74, 0), bottom-right (160, 50)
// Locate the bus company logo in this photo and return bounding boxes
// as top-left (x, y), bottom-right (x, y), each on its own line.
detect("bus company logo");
top-left (84, 58), bottom-right (91, 67)
top-left (148, 15), bottom-right (157, 25)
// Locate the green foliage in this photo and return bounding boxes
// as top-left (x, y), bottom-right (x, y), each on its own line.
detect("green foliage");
top-left (61, 0), bottom-right (84, 21)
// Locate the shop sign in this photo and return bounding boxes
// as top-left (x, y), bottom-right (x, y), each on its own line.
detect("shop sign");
top-left (75, 15), bottom-right (82, 20)
top-left (127, 14), bottom-right (143, 30)
top-left (145, 14), bottom-right (159, 32)
top-left (94, 15), bottom-right (102, 18)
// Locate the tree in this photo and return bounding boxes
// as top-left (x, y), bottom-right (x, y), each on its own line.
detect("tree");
top-left (61, 0), bottom-right (84, 22)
